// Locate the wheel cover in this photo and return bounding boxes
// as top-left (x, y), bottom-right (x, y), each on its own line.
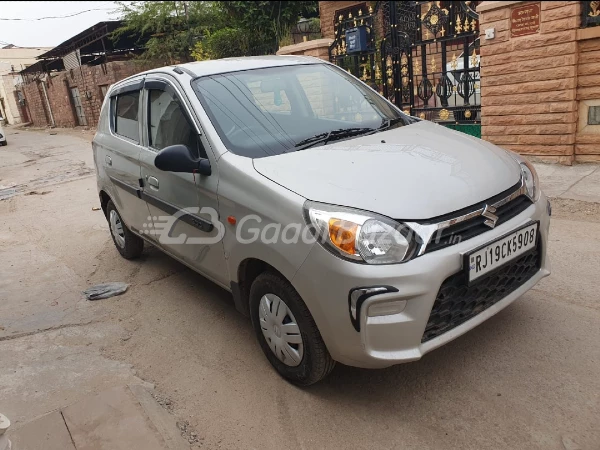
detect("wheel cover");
top-left (259, 293), bottom-right (304, 367)
top-left (109, 209), bottom-right (126, 249)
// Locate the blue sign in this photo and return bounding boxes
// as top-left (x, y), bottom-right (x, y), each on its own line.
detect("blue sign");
top-left (345, 26), bottom-right (368, 53)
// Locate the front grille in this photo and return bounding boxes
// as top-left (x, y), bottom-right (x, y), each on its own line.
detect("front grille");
top-left (419, 182), bottom-right (533, 254)
top-left (421, 245), bottom-right (541, 343)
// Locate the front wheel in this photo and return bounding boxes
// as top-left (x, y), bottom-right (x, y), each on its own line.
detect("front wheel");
top-left (250, 272), bottom-right (335, 386)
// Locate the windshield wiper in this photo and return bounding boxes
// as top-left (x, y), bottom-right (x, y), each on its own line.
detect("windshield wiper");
top-left (294, 127), bottom-right (376, 150)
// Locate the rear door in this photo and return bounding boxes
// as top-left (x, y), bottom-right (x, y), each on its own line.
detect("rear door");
top-left (139, 75), bottom-right (228, 287)
top-left (100, 78), bottom-right (150, 233)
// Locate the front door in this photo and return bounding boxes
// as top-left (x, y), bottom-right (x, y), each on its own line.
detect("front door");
top-left (139, 77), bottom-right (228, 287)
top-left (70, 87), bottom-right (87, 126)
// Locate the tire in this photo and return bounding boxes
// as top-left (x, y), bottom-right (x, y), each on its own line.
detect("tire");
top-left (250, 271), bottom-right (335, 386)
top-left (0, 141), bottom-right (6, 146)
top-left (106, 200), bottom-right (144, 260)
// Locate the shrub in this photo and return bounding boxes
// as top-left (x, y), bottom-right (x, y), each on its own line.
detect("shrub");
top-left (193, 28), bottom-right (249, 60)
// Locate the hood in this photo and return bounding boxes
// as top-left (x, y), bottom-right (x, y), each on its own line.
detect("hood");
top-left (253, 120), bottom-right (521, 220)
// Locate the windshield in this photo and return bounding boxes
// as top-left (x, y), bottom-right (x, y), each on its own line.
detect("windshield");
top-left (192, 63), bottom-right (410, 158)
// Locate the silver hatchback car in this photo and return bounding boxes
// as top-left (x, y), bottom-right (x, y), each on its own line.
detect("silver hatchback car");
top-left (93, 56), bottom-right (551, 385)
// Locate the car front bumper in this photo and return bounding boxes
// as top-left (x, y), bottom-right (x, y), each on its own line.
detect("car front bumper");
top-left (292, 193), bottom-right (551, 368)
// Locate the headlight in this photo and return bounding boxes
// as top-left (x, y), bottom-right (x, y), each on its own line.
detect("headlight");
top-left (507, 151), bottom-right (540, 202)
top-left (304, 201), bottom-right (417, 264)
top-left (520, 159), bottom-right (540, 202)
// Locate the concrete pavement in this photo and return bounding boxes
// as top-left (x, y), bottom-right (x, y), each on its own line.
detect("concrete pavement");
top-left (535, 163), bottom-right (600, 203)
top-left (1, 126), bottom-right (599, 450)
top-left (9, 385), bottom-right (188, 450)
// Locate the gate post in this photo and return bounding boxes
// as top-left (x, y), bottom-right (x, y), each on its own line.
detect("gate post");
top-left (478, 1), bottom-right (581, 165)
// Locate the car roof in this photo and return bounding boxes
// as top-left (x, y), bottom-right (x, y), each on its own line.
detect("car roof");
top-left (112, 55), bottom-right (327, 89)
top-left (151, 55), bottom-right (324, 78)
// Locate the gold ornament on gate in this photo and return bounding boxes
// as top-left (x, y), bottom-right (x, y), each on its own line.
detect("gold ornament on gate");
top-left (470, 49), bottom-right (479, 67)
top-left (430, 55), bottom-right (437, 73)
top-left (419, 112), bottom-right (426, 120)
top-left (590, 1), bottom-right (600, 16)
top-left (439, 109), bottom-right (450, 120)
top-left (450, 53), bottom-right (458, 70)
top-left (455, 16), bottom-right (462, 33)
top-left (465, 110), bottom-right (472, 119)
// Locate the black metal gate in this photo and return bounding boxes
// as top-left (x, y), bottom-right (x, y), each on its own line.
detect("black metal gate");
top-left (328, 4), bottom-right (382, 89)
top-left (329, 1), bottom-right (481, 135)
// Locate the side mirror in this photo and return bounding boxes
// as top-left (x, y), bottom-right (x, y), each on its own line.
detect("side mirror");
top-left (154, 144), bottom-right (211, 176)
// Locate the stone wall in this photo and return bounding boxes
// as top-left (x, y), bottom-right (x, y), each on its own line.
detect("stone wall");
top-left (575, 28), bottom-right (600, 162)
top-left (479, 1), bottom-right (600, 164)
top-left (21, 60), bottom-right (154, 129)
top-left (276, 39), bottom-right (333, 60)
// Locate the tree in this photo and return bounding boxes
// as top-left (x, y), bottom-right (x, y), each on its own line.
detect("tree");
top-left (114, 1), bottom-right (225, 63)
top-left (217, 1), bottom-right (318, 47)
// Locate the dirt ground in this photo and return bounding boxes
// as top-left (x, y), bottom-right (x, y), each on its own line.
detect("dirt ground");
top-left (1, 128), bottom-right (599, 450)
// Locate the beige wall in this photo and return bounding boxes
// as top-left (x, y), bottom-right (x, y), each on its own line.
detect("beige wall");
top-left (479, 1), bottom-right (600, 164)
top-left (0, 47), bottom-right (52, 124)
top-left (0, 47), bottom-right (51, 75)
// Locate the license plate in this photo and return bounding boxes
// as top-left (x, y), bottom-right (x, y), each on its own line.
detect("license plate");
top-left (465, 222), bottom-right (538, 283)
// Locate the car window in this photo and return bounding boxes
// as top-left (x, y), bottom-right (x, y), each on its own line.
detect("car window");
top-left (193, 64), bottom-right (406, 158)
top-left (148, 89), bottom-right (200, 156)
top-left (114, 91), bottom-right (140, 142)
top-left (246, 80), bottom-right (292, 114)
top-left (296, 70), bottom-right (381, 123)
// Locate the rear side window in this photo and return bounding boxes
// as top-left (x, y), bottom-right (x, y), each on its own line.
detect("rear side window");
top-left (114, 91), bottom-right (140, 142)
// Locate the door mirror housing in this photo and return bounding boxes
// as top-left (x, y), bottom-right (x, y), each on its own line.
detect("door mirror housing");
top-left (154, 144), bottom-right (211, 176)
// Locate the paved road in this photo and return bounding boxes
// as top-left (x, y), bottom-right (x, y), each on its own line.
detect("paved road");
top-left (1, 128), bottom-right (599, 450)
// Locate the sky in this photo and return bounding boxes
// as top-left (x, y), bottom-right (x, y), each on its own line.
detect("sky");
top-left (0, 1), bottom-right (123, 48)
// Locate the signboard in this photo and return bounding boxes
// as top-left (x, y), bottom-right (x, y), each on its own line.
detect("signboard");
top-left (511, 3), bottom-right (540, 38)
top-left (345, 26), bottom-right (367, 53)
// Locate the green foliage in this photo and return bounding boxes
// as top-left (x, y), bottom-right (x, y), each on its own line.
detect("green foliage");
top-left (217, 1), bottom-right (318, 44)
top-left (115, 1), bottom-right (318, 62)
top-left (308, 17), bottom-right (321, 34)
top-left (192, 28), bottom-right (249, 60)
top-left (114, 1), bottom-right (225, 64)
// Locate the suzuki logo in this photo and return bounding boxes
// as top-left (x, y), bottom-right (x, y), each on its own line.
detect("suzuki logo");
top-left (482, 204), bottom-right (499, 228)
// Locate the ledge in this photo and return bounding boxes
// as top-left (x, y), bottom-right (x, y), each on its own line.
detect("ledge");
top-left (577, 26), bottom-right (600, 41)
top-left (476, 1), bottom-right (525, 13)
top-left (276, 38), bottom-right (333, 55)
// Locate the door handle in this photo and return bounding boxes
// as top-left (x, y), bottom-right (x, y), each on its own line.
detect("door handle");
top-left (147, 176), bottom-right (159, 189)
top-left (105, 155), bottom-right (112, 166)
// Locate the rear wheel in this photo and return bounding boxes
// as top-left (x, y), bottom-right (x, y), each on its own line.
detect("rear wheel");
top-left (250, 271), bottom-right (335, 385)
top-left (106, 200), bottom-right (143, 259)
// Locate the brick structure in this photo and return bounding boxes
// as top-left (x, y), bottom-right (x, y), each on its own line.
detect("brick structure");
top-left (21, 60), bottom-right (154, 129)
top-left (319, 1), bottom-right (371, 39)
top-left (277, 39), bottom-right (333, 60)
top-left (479, 1), bottom-right (600, 164)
